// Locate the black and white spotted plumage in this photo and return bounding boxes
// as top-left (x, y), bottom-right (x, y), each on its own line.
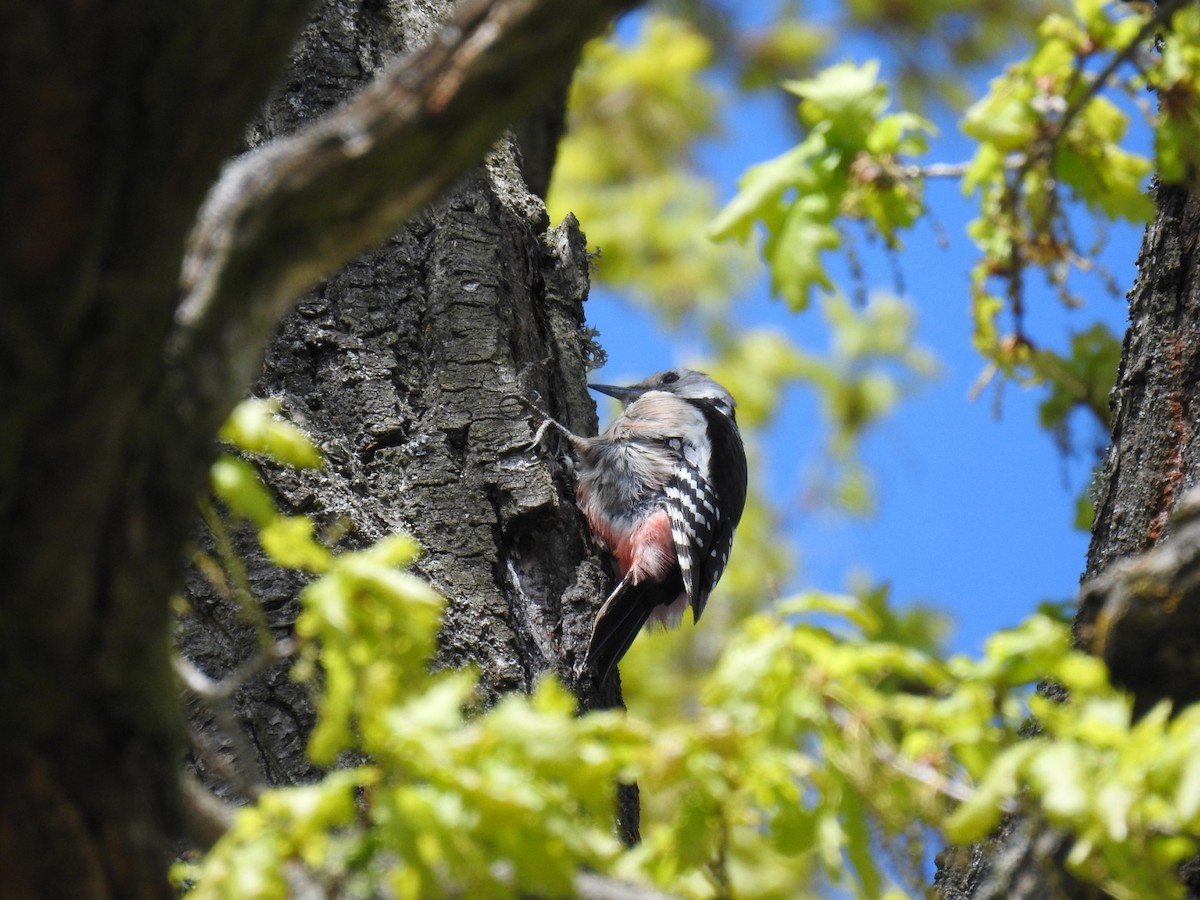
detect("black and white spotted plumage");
top-left (555, 368), bottom-right (748, 682)
top-left (665, 461), bottom-right (719, 614)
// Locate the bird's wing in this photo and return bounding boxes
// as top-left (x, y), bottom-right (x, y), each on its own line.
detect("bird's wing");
top-left (663, 460), bottom-right (720, 617)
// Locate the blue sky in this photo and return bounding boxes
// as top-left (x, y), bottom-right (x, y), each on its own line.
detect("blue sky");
top-left (583, 3), bottom-right (1145, 654)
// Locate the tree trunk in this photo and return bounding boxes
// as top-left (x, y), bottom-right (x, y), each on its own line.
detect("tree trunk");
top-left (173, 0), bottom-right (640, 851)
top-left (1078, 184), bottom-right (1200, 682)
top-left (1, 0), bottom-right (637, 894)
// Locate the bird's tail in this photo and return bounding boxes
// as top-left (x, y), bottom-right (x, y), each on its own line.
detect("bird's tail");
top-left (584, 574), bottom-right (679, 683)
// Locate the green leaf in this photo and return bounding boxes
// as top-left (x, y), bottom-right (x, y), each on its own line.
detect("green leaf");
top-left (1028, 742), bottom-right (1089, 824)
top-left (962, 78), bottom-right (1036, 150)
top-left (358, 531), bottom-right (423, 570)
top-left (220, 397), bottom-right (323, 468)
top-left (841, 791), bottom-right (882, 898)
top-left (776, 591), bottom-right (881, 634)
top-left (1178, 748), bottom-right (1200, 824)
top-left (260, 515), bottom-right (332, 573)
top-left (783, 60), bottom-right (888, 142)
top-left (1095, 782), bottom-right (1133, 842)
top-left (210, 455), bottom-right (276, 526)
top-left (766, 190), bottom-right (841, 310)
top-left (1074, 493), bottom-right (1095, 531)
top-left (709, 141), bottom-right (824, 243)
top-left (945, 743), bottom-right (1037, 842)
top-left (334, 555), bottom-right (443, 611)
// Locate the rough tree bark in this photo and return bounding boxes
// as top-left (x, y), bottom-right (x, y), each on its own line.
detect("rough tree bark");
top-left (1079, 185), bottom-right (1200, 702)
top-left (0, 0), bottom-right (637, 895)
top-left (178, 0), bottom-right (630, 807)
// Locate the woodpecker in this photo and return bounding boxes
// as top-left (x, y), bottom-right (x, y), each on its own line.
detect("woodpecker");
top-left (534, 368), bottom-right (748, 681)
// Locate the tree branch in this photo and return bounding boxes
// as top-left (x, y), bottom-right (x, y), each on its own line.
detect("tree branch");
top-left (171, 0), bottom-right (639, 432)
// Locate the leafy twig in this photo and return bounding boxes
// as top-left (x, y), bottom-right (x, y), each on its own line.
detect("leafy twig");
top-left (1051, 0), bottom-right (1190, 154)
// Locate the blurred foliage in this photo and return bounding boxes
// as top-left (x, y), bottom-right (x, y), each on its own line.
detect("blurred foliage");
top-left (959, 0), bottom-right (1158, 371)
top-left (705, 0), bottom-right (1175, 422)
top-left (550, 0), bottom-right (1195, 484)
top-left (708, 296), bottom-right (936, 514)
top-left (182, 421), bottom-right (1200, 897)
top-left (841, 0), bottom-right (1062, 108)
top-left (653, 0), bottom-right (1056, 108)
top-left (1035, 322), bottom-right (1122, 450)
top-left (184, 406), bottom-right (641, 898)
top-left (185, 401), bottom-right (1200, 899)
top-left (218, 398), bottom-right (324, 470)
top-left (546, 14), bottom-right (758, 319)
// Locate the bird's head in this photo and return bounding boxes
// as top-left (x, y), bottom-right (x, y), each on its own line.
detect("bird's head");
top-left (589, 368), bottom-right (737, 420)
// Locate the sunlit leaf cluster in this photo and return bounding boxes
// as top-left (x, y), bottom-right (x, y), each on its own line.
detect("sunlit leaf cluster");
top-left (711, 60), bottom-right (933, 311)
top-left (183, 405), bottom-right (1200, 899)
top-left (960, 0), bottom-right (1156, 374)
top-left (623, 595), bottom-right (1200, 899)
top-left (691, 0), bottom-right (1200, 471)
top-left (183, 405), bottom-right (643, 898)
top-left (185, 446), bottom-right (1200, 898)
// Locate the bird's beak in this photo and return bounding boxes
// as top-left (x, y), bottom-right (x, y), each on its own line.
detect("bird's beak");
top-left (588, 383), bottom-right (645, 404)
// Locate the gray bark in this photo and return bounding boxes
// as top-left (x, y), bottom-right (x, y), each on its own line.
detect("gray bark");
top-left (173, 0), bottom-right (637, 440)
top-left (1077, 185), bottom-right (1200, 697)
top-left (176, 0), bottom-right (640, 848)
top-left (0, 0), bottom-right (639, 894)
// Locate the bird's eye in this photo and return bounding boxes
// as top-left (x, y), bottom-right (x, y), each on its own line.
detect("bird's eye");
top-left (661, 371), bottom-right (679, 384)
